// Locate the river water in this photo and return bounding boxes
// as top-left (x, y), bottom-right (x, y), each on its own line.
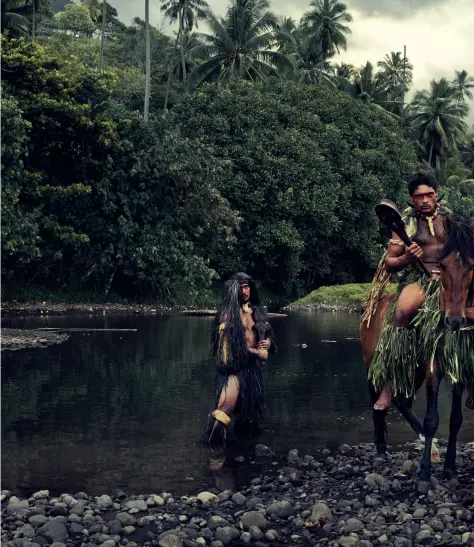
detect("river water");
top-left (2, 311), bottom-right (473, 497)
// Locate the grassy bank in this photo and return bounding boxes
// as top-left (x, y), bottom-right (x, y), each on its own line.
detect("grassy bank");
top-left (285, 283), bottom-right (397, 312)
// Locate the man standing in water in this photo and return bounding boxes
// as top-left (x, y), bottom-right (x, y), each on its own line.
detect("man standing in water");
top-left (201, 272), bottom-right (276, 445)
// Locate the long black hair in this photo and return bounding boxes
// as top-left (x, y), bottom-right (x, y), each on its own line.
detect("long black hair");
top-left (211, 273), bottom-right (260, 367)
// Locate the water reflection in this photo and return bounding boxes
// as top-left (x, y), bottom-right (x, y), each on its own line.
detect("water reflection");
top-left (2, 312), bottom-right (473, 497)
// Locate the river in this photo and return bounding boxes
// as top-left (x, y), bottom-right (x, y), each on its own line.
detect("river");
top-left (2, 311), bottom-right (473, 497)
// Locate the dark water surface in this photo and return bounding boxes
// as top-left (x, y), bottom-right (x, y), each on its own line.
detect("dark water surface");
top-left (2, 312), bottom-right (473, 497)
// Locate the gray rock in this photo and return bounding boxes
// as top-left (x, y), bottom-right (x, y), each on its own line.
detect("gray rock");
top-left (413, 509), bottom-right (426, 519)
top-left (339, 444), bottom-right (351, 453)
top-left (344, 519), bottom-right (364, 534)
top-left (207, 516), bottom-right (230, 530)
top-left (99, 541), bottom-right (116, 547)
top-left (248, 526), bottom-right (263, 540)
top-left (266, 501), bottom-right (295, 519)
top-left (214, 527), bottom-right (239, 546)
top-left (124, 500), bottom-right (147, 512)
top-left (28, 515), bottom-right (49, 527)
top-left (115, 513), bottom-right (136, 526)
top-left (265, 530), bottom-right (278, 541)
top-left (107, 520), bottom-right (122, 535)
top-left (240, 532), bottom-right (252, 544)
top-left (50, 543), bottom-right (66, 547)
top-left (239, 512), bottom-right (269, 530)
top-left (310, 503), bottom-right (332, 525)
top-left (67, 514), bottom-right (81, 524)
top-left (74, 492), bottom-right (88, 500)
top-left (287, 449), bottom-right (299, 461)
top-left (33, 491), bottom-right (49, 500)
top-left (61, 495), bottom-right (75, 506)
top-left (364, 496), bottom-right (379, 508)
top-left (364, 473), bottom-right (390, 492)
top-left (416, 530), bottom-right (431, 542)
top-left (210, 542), bottom-right (224, 547)
top-left (38, 519), bottom-right (69, 542)
top-left (96, 496), bottom-right (113, 510)
top-left (159, 534), bottom-right (182, 547)
top-left (338, 536), bottom-right (358, 547)
top-left (69, 523), bottom-right (84, 535)
top-left (427, 517), bottom-right (444, 532)
top-left (123, 526), bottom-right (136, 536)
top-left (402, 460), bottom-right (420, 476)
top-left (70, 500), bottom-right (87, 516)
top-left (254, 445), bottom-right (274, 457)
top-left (393, 537), bottom-right (410, 547)
top-left (231, 493), bottom-right (246, 505)
top-left (7, 501), bottom-right (30, 515)
top-left (16, 524), bottom-right (35, 538)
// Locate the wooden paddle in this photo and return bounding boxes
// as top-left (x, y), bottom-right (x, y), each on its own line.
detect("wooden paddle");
top-left (375, 199), bottom-right (431, 277)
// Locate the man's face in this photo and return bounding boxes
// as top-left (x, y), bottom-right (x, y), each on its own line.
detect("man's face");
top-left (411, 184), bottom-right (438, 215)
top-left (240, 283), bottom-right (250, 303)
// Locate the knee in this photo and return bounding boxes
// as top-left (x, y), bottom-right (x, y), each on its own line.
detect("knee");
top-left (394, 306), bottom-right (416, 327)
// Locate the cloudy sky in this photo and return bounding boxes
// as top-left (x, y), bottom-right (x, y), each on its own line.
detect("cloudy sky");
top-left (108, 0), bottom-right (474, 125)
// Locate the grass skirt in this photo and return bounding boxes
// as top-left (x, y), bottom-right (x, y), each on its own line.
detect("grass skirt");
top-left (368, 273), bottom-right (474, 397)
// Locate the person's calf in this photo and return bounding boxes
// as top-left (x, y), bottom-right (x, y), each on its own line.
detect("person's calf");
top-left (201, 409), bottom-right (231, 445)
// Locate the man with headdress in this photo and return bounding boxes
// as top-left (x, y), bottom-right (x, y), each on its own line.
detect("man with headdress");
top-left (201, 272), bottom-right (276, 444)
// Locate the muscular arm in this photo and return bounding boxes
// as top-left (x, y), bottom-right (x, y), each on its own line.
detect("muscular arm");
top-left (384, 231), bottom-right (421, 274)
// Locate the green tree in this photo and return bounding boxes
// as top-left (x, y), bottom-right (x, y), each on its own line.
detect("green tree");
top-left (377, 51), bottom-right (413, 111)
top-left (187, 0), bottom-right (293, 89)
top-left (459, 134), bottom-right (474, 177)
top-left (301, 0), bottom-right (353, 83)
top-left (55, 4), bottom-right (95, 36)
top-left (408, 78), bottom-right (468, 166)
top-left (452, 69), bottom-right (474, 102)
top-left (171, 79), bottom-right (417, 293)
top-left (160, 0), bottom-right (208, 82)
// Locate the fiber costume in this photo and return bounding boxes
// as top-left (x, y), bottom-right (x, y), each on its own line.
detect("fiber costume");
top-left (364, 206), bottom-right (474, 398)
top-left (201, 273), bottom-right (276, 444)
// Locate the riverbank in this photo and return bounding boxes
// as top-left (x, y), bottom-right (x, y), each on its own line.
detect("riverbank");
top-left (284, 284), bottom-right (397, 313)
top-left (2, 441), bottom-right (473, 547)
top-left (1, 329), bottom-right (70, 351)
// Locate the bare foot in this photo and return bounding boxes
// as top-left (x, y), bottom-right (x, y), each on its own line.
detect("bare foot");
top-left (374, 385), bottom-right (392, 410)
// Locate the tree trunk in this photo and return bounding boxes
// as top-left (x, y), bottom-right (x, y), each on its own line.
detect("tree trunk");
top-left (32, 0), bottom-right (36, 41)
top-left (179, 7), bottom-right (186, 82)
top-left (428, 141), bottom-right (434, 166)
top-left (144, 0), bottom-right (151, 120)
top-left (163, 34), bottom-right (180, 114)
top-left (98, 0), bottom-right (107, 70)
top-left (104, 265), bottom-right (117, 297)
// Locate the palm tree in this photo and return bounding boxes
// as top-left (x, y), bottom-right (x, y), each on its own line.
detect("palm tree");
top-left (459, 134), bottom-right (474, 177)
top-left (301, 0), bottom-right (353, 83)
top-left (1, 0), bottom-right (31, 35)
top-left (187, 0), bottom-right (293, 88)
top-left (332, 61), bottom-right (354, 79)
top-left (161, 0), bottom-right (208, 82)
top-left (452, 69), bottom-right (474, 101)
top-left (144, 0), bottom-right (151, 120)
top-left (352, 62), bottom-right (388, 105)
top-left (377, 51), bottom-right (413, 99)
top-left (408, 78), bottom-right (469, 166)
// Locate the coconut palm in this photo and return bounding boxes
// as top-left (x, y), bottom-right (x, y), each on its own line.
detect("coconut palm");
top-left (301, 0), bottom-right (353, 83)
top-left (1, 0), bottom-right (31, 35)
top-left (377, 51), bottom-right (413, 98)
top-left (187, 0), bottom-right (293, 88)
top-left (408, 78), bottom-right (469, 166)
top-left (459, 134), bottom-right (474, 177)
top-left (161, 0), bottom-right (208, 81)
top-left (452, 69), bottom-right (474, 102)
top-left (332, 62), bottom-right (354, 79)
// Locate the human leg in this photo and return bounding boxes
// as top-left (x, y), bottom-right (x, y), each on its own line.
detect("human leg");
top-left (201, 375), bottom-right (240, 445)
top-left (372, 283), bottom-right (424, 410)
